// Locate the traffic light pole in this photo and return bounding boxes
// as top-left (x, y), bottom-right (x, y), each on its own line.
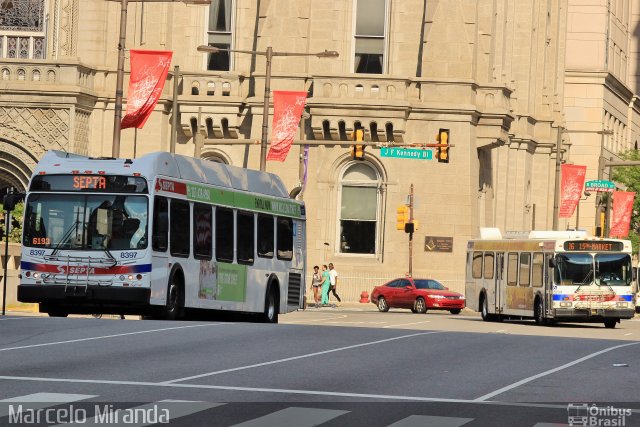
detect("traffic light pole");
top-left (408, 184), bottom-right (414, 277)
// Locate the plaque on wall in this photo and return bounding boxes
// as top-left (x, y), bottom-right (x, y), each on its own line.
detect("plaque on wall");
top-left (424, 236), bottom-right (453, 252)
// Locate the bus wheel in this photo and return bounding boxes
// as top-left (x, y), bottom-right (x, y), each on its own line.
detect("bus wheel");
top-left (414, 297), bottom-right (427, 314)
top-left (377, 296), bottom-right (389, 312)
top-left (481, 295), bottom-right (491, 321)
top-left (534, 299), bottom-right (546, 325)
top-left (604, 318), bottom-right (618, 329)
top-left (48, 311), bottom-right (68, 318)
top-left (262, 286), bottom-right (279, 323)
top-left (163, 276), bottom-right (183, 320)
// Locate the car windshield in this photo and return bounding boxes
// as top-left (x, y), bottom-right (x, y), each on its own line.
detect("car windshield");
top-left (594, 253), bottom-right (632, 286)
top-left (23, 193), bottom-right (148, 251)
top-left (414, 280), bottom-right (445, 290)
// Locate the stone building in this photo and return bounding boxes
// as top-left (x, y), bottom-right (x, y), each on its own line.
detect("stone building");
top-left (1, 0), bottom-right (638, 298)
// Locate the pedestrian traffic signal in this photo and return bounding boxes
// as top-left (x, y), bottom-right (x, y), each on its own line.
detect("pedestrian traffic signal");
top-left (351, 127), bottom-right (365, 160)
top-left (396, 205), bottom-right (409, 230)
top-left (435, 128), bottom-right (450, 163)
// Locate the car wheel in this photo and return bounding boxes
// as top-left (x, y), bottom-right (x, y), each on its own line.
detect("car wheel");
top-left (414, 297), bottom-right (426, 314)
top-left (449, 309), bottom-right (461, 315)
top-left (377, 296), bottom-right (389, 312)
top-left (604, 318), bottom-right (617, 329)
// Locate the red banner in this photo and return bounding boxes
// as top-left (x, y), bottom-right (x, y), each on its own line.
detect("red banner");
top-left (559, 164), bottom-right (587, 218)
top-left (610, 191), bottom-right (635, 237)
top-left (266, 91), bottom-right (307, 162)
top-left (121, 50), bottom-right (173, 129)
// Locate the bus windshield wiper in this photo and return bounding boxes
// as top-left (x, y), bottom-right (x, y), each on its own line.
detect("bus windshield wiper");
top-left (50, 220), bottom-right (82, 257)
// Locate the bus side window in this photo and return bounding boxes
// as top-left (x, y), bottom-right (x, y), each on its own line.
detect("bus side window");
top-left (519, 253), bottom-right (531, 287)
top-left (216, 207), bottom-right (234, 262)
top-left (483, 252), bottom-right (494, 280)
top-left (276, 217), bottom-right (293, 260)
top-left (170, 199), bottom-right (190, 258)
top-left (532, 253), bottom-right (544, 287)
top-left (472, 251), bottom-right (483, 279)
top-left (507, 253), bottom-right (518, 286)
top-left (152, 196), bottom-right (168, 252)
top-left (237, 211), bottom-right (255, 265)
top-left (193, 203), bottom-right (212, 260)
top-left (257, 214), bottom-right (274, 258)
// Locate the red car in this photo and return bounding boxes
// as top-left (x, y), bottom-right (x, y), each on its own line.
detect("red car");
top-left (370, 278), bottom-right (465, 314)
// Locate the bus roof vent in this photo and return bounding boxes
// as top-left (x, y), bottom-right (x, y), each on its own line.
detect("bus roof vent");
top-left (479, 227), bottom-right (502, 239)
top-left (528, 230), bottom-right (588, 239)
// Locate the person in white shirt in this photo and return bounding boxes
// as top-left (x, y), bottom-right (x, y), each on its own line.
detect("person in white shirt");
top-left (328, 263), bottom-right (341, 304)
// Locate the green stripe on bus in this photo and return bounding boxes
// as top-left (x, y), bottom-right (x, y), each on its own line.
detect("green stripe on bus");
top-left (186, 183), bottom-right (302, 218)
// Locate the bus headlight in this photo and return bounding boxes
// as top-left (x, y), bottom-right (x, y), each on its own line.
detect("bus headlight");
top-left (616, 302), bottom-right (628, 308)
top-left (560, 302), bottom-right (572, 307)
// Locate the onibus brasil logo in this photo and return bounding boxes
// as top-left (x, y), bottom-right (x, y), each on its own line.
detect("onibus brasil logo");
top-left (567, 403), bottom-right (633, 426)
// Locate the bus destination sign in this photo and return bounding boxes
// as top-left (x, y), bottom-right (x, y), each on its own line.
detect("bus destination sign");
top-left (563, 241), bottom-right (624, 252)
top-left (30, 175), bottom-right (148, 193)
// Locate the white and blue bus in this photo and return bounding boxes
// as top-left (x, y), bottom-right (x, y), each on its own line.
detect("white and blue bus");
top-left (466, 228), bottom-right (636, 328)
top-left (18, 150), bottom-right (306, 322)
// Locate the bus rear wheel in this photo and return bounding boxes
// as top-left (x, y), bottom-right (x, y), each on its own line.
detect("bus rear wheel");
top-left (481, 295), bottom-right (491, 321)
top-left (534, 299), bottom-right (546, 325)
top-left (261, 285), bottom-right (279, 323)
top-left (604, 318), bottom-right (618, 329)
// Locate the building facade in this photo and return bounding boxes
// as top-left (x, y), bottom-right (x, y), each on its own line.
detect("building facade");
top-left (1, 0), bottom-right (636, 298)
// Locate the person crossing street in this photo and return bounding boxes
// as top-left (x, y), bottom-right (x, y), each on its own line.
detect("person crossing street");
top-left (328, 263), bottom-right (342, 305)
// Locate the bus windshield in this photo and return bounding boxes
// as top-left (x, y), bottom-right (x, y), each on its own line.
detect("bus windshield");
top-left (23, 194), bottom-right (148, 251)
top-left (554, 253), bottom-right (632, 287)
top-left (595, 253), bottom-right (632, 286)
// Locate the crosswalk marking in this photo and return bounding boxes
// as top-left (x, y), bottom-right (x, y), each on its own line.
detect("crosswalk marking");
top-left (50, 400), bottom-right (223, 427)
top-left (387, 415), bottom-right (474, 427)
top-left (229, 407), bottom-right (349, 427)
top-left (0, 392), bottom-right (96, 418)
top-left (531, 424), bottom-right (569, 427)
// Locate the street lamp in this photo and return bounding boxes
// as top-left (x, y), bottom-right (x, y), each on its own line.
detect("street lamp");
top-left (106, 0), bottom-right (211, 158)
top-left (575, 191), bottom-right (591, 230)
top-left (197, 45), bottom-right (339, 172)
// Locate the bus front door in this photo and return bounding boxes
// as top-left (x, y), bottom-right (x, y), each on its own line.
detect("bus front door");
top-left (494, 253), bottom-right (505, 314)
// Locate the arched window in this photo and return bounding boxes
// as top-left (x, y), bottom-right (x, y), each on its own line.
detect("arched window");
top-left (338, 162), bottom-right (381, 254)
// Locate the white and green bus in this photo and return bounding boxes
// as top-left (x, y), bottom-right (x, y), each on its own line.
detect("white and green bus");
top-left (18, 150), bottom-right (306, 322)
top-left (466, 228), bottom-right (636, 328)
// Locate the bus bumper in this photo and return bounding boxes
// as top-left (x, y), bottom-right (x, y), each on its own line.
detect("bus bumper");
top-left (553, 308), bottom-right (635, 320)
top-left (18, 284), bottom-right (151, 306)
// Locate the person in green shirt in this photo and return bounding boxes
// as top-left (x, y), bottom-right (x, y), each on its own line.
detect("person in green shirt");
top-left (321, 264), bottom-right (331, 306)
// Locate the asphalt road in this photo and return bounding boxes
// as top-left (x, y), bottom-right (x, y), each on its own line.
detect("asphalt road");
top-left (0, 307), bottom-right (639, 427)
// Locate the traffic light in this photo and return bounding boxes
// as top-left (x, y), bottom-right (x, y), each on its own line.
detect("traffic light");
top-left (396, 205), bottom-right (409, 230)
top-left (351, 127), bottom-right (365, 160)
top-left (435, 128), bottom-right (450, 163)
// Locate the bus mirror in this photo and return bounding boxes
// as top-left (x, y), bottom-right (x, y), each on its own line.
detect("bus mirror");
top-left (633, 268), bottom-right (637, 282)
top-left (548, 258), bottom-right (555, 268)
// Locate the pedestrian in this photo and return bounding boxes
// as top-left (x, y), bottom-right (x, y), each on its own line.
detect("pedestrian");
top-left (310, 265), bottom-right (323, 307)
top-left (328, 263), bottom-right (342, 305)
top-left (321, 264), bottom-right (331, 306)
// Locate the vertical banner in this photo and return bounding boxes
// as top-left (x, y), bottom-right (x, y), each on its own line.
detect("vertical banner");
top-left (610, 191), bottom-right (635, 237)
top-left (559, 164), bottom-right (587, 218)
top-left (121, 50), bottom-right (173, 129)
top-left (266, 91), bottom-right (307, 162)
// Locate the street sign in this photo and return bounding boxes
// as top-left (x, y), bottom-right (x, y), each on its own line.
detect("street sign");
top-left (380, 147), bottom-right (432, 160)
top-left (585, 180), bottom-right (615, 193)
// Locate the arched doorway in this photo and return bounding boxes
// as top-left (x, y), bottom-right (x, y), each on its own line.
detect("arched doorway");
top-left (0, 138), bottom-right (40, 194)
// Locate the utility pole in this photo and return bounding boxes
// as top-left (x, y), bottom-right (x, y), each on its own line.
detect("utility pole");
top-left (408, 184), bottom-right (414, 277)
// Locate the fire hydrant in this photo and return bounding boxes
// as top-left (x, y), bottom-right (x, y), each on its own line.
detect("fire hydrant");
top-left (360, 291), bottom-right (369, 303)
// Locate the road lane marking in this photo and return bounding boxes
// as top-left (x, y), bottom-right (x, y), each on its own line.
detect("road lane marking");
top-left (624, 333), bottom-right (632, 336)
top-left (387, 415), bottom-right (473, 427)
top-left (284, 314), bottom-right (349, 324)
top-left (383, 321), bottom-right (431, 329)
top-left (0, 323), bottom-right (227, 353)
top-left (162, 331), bottom-right (442, 384)
top-left (229, 407), bottom-right (348, 427)
top-left (474, 341), bottom-right (640, 401)
top-left (0, 317), bottom-right (40, 321)
top-left (0, 392), bottom-right (96, 417)
top-left (49, 400), bottom-right (223, 427)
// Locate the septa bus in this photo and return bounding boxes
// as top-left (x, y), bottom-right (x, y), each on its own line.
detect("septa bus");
top-left (18, 150), bottom-right (306, 322)
top-left (465, 228), bottom-right (636, 328)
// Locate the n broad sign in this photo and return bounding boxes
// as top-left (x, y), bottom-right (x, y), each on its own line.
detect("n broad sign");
top-left (585, 180), bottom-right (615, 193)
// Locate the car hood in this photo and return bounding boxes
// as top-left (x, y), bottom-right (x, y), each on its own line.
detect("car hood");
top-left (421, 289), bottom-right (464, 298)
